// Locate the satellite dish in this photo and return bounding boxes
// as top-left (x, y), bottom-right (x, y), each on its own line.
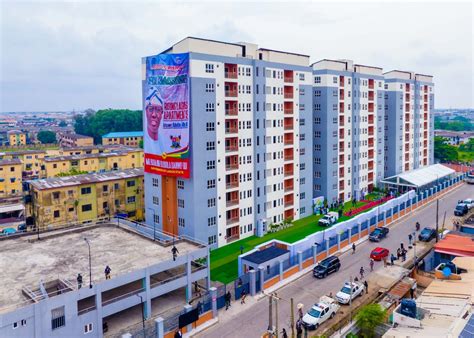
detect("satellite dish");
top-left (442, 266), bottom-right (452, 277)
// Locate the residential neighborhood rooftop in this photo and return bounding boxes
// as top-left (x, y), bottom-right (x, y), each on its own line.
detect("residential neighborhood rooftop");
top-left (102, 131), bottom-right (144, 138)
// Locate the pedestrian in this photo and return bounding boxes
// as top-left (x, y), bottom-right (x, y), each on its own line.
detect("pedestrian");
top-left (225, 291), bottom-right (231, 310)
top-left (364, 280), bottom-right (368, 294)
top-left (171, 245), bottom-right (179, 261)
top-left (354, 276), bottom-right (359, 282)
top-left (410, 282), bottom-right (417, 299)
top-left (296, 319), bottom-right (303, 338)
top-left (370, 258), bottom-right (374, 271)
top-left (282, 328), bottom-right (288, 338)
top-left (352, 243), bottom-right (356, 254)
top-left (240, 245), bottom-right (244, 255)
top-left (397, 248), bottom-right (401, 260)
top-left (416, 222), bottom-right (420, 232)
top-left (298, 306), bottom-right (304, 319)
top-left (197, 300), bottom-right (203, 315)
top-left (400, 243), bottom-right (405, 251)
top-left (390, 253), bottom-right (396, 266)
top-left (240, 289), bottom-right (246, 304)
top-left (402, 249), bottom-right (407, 262)
top-left (174, 329), bottom-right (182, 338)
top-left (77, 273), bottom-right (83, 289)
top-left (360, 266), bottom-right (365, 279)
top-left (104, 265), bottom-right (111, 280)
top-left (383, 256), bottom-right (388, 267)
top-left (328, 292), bottom-right (333, 298)
top-left (408, 234), bottom-right (413, 246)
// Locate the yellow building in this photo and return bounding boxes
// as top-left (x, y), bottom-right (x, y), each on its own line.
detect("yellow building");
top-left (0, 159), bottom-right (22, 198)
top-left (7, 130), bottom-right (26, 146)
top-left (27, 168), bottom-right (144, 229)
top-left (102, 131), bottom-right (144, 147)
top-left (58, 133), bottom-right (94, 148)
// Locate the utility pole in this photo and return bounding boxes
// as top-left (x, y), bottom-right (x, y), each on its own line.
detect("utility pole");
top-left (268, 293), bottom-right (273, 335)
top-left (435, 198), bottom-right (439, 243)
top-left (349, 275), bottom-right (353, 323)
top-left (290, 298), bottom-right (295, 338)
top-left (274, 293), bottom-right (279, 338)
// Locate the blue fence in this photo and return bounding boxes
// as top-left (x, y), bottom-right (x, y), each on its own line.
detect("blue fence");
top-left (329, 236), bottom-right (338, 248)
top-left (351, 225), bottom-right (359, 235)
top-left (340, 229), bottom-right (349, 241)
top-left (302, 247), bottom-right (313, 260)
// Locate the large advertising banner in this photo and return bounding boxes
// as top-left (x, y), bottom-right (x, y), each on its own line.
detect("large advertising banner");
top-left (143, 53), bottom-right (190, 178)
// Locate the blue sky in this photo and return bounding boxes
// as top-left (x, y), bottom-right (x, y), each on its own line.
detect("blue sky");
top-left (1, 1), bottom-right (472, 112)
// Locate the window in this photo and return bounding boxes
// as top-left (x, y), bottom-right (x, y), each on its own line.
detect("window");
top-left (208, 235), bottom-right (217, 245)
top-left (54, 210), bottom-right (60, 218)
top-left (51, 306), bottom-right (65, 330)
top-left (177, 180), bottom-right (184, 189)
top-left (152, 178), bottom-right (159, 187)
top-left (103, 185), bottom-right (108, 192)
top-left (315, 76), bottom-right (321, 84)
top-left (127, 196), bottom-right (136, 204)
top-left (205, 83), bottom-right (215, 92)
top-left (208, 217), bottom-right (216, 227)
top-left (315, 104), bottom-right (321, 111)
top-left (178, 199), bottom-right (184, 208)
top-left (205, 63), bottom-right (214, 73)
top-left (205, 103), bottom-right (215, 112)
top-left (315, 90), bottom-right (321, 97)
top-left (299, 73), bottom-right (305, 81)
top-left (153, 196), bottom-right (159, 205)
top-left (206, 142), bottom-right (215, 151)
top-left (81, 204), bottom-right (92, 212)
top-left (84, 323), bottom-right (93, 334)
top-left (21, 319), bottom-right (26, 326)
top-left (13, 322), bottom-right (18, 329)
top-left (126, 180), bottom-right (136, 187)
top-left (207, 198), bottom-right (216, 207)
top-left (206, 160), bottom-right (216, 170)
top-left (52, 191), bottom-right (60, 199)
top-left (333, 76), bottom-right (338, 84)
top-left (178, 218), bottom-right (185, 227)
top-left (81, 187), bottom-right (91, 195)
top-left (153, 214), bottom-right (160, 224)
top-left (206, 122), bottom-right (215, 131)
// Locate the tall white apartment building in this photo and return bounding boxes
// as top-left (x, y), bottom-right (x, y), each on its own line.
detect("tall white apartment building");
top-left (144, 37), bottom-right (313, 248)
top-left (384, 71), bottom-right (434, 176)
top-left (312, 59), bottom-right (385, 203)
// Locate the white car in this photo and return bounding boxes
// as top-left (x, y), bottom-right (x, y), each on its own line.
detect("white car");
top-left (318, 212), bottom-right (339, 226)
top-left (463, 199), bottom-right (474, 209)
top-left (335, 282), bottom-right (365, 304)
top-left (302, 296), bottom-right (340, 330)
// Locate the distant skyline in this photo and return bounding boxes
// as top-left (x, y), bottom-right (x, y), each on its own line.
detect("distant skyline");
top-left (1, 1), bottom-right (473, 112)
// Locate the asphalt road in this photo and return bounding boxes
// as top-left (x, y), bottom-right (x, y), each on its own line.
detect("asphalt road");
top-left (198, 183), bottom-right (473, 338)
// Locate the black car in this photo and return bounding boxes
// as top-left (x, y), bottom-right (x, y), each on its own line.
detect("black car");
top-left (313, 256), bottom-right (341, 278)
top-left (418, 227), bottom-right (437, 242)
top-left (369, 227), bottom-right (389, 242)
top-left (454, 204), bottom-right (468, 217)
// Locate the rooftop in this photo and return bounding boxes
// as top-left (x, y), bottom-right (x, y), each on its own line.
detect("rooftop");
top-left (0, 158), bottom-right (22, 166)
top-left (28, 168), bottom-right (143, 190)
top-left (434, 234), bottom-right (474, 258)
top-left (102, 131), bottom-right (144, 138)
top-left (0, 225), bottom-right (199, 313)
top-left (381, 164), bottom-right (455, 188)
top-left (61, 133), bottom-right (93, 140)
top-left (42, 149), bottom-right (141, 162)
top-left (242, 245), bottom-right (289, 265)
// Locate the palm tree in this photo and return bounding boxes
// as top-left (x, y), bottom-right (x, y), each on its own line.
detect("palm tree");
top-left (355, 304), bottom-right (386, 337)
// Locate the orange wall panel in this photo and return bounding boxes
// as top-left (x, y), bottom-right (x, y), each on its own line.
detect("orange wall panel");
top-left (264, 276), bottom-right (280, 289)
top-left (161, 176), bottom-right (178, 235)
top-left (340, 239), bottom-right (349, 249)
top-left (303, 258), bottom-right (313, 269)
top-left (283, 266), bottom-right (299, 279)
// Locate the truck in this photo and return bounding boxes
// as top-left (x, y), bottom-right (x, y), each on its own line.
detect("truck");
top-left (318, 212), bottom-right (339, 227)
top-left (335, 281), bottom-right (365, 304)
top-left (302, 295), bottom-right (340, 330)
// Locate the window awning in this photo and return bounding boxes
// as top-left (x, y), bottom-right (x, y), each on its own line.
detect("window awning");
top-left (0, 204), bottom-right (25, 214)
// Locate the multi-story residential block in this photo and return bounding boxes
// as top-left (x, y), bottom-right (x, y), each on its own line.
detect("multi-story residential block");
top-left (7, 130), bottom-right (27, 146)
top-left (384, 71), bottom-right (434, 176)
top-left (58, 132), bottom-right (94, 147)
top-left (0, 159), bottom-right (22, 198)
top-left (102, 131), bottom-right (144, 147)
top-left (312, 59), bottom-right (385, 203)
top-left (144, 37), bottom-right (313, 248)
top-left (26, 168), bottom-right (144, 228)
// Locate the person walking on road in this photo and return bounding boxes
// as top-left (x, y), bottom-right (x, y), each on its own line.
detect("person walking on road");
top-left (171, 245), bottom-right (179, 261)
top-left (364, 280), bottom-right (368, 294)
top-left (370, 258), bottom-right (374, 271)
top-left (240, 289), bottom-right (247, 304)
top-left (104, 265), bottom-right (111, 280)
top-left (225, 291), bottom-right (231, 310)
top-left (281, 328), bottom-right (288, 338)
top-left (416, 221), bottom-right (420, 232)
top-left (352, 243), bottom-right (356, 254)
top-left (390, 253), bottom-right (396, 266)
top-left (397, 248), bottom-right (401, 260)
top-left (408, 234), bottom-right (413, 246)
top-left (401, 249), bottom-right (407, 262)
top-left (360, 266), bottom-right (365, 279)
top-left (77, 273), bottom-right (83, 289)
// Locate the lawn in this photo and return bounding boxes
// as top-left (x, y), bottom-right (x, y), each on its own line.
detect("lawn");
top-left (458, 150), bottom-right (474, 163)
top-left (210, 198), bottom-right (375, 284)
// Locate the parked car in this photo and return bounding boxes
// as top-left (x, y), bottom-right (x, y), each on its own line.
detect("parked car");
top-left (318, 212), bottom-right (339, 227)
top-left (418, 227), bottom-right (437, 242)
top-left (313, 256), bottom-right (341, 279)
top-left (454, 203), bottom-right (469, 216)
top-left (335, 282), bottom-right (365, 304)
top-left (369, 227), bottom-right (389, 242)
top-left (462, 199), bottom-right (474, 209)
top-left (370, 247), bottom-right (389, 261)
top-left (302, 296), bottom-right (340, 330)
top-left (17, 223), bottom-right (27, 232)
top-left (1, 227), bottom-right (17, 236)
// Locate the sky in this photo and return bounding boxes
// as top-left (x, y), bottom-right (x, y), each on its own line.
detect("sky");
top-left (1, 1), bottom-right (473, 112)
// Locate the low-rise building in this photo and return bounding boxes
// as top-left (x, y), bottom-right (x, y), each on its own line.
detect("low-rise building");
top-left (0, 224), bottom-right (209, 338)
top-left (26, 168), bottom-right (144, 229)
top-left (7, 130), bottom-right (27, 146)
top-left (0, 159), bottom-right (22, 198)
top-left (58, 133), bottom-right (94, 148)
top-left (434, 130), bottom-right (474, 145)
top-left (102, 131), bottom-right (143, 147)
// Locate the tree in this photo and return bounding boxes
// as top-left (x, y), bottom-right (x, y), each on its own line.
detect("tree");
top-left (434, 136), bottom-right (458, 162)
top-left (58, 121), bottom-right (67, 127)
top-left (355, 304), bottom-right (386, 337)
top-left (73, 109), bottom-right (142, 144)
top-left (37, 130), bottom-right (57, 144)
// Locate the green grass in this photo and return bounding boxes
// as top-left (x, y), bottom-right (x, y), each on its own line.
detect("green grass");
top-left (210, 199), bottom-right (372, 284)
top-left (458, 150), bottom-right (474, 163)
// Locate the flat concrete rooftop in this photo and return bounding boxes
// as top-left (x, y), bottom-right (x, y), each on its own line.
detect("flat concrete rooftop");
top-left (0, 225), bottom-right (198, 312)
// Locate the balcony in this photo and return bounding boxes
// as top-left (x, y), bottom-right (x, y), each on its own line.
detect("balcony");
top-left (368, 91), bottom-right (374, 101)
top-left (225, 90), bottom-right (237, 98)
top-left (368, 103), bottom-right (374, 113)
top-left (339, 116), bottom-right (345, 126)
top-left (226, 217), bottom-right (239, 226)
top-left (284, 123), bottom-right (294, 130)
top-left (368, 128), bottom-right (374, 136)
top-left (284, 70), bottom-right (294, 83)
top-left (225, 71), bottom-right (237, 79)
top-left (284, 154), bottom-right (294, 162)
top-left (224, 63), bottom-right (238, 79)
top-left (339, 102), bottom-right (344, 113)
top-left (226, 199), bottom-right (239, 207)
top-left (284, 137), bottom-right (294, 146)
top-left (339, 181), bottom-right (344, 191)
top-left (405, 113), bottom-right (410, 121)
top-left (284, 108), bottom-right (293, 115)
top-left (339, 169), bottom-right (344, 178)
top-left (225, 162), bottom-right (238, 171)
top-left (368, 116), bottom-right (374, 124)
top-left (284, 209), bottom-right (294, 219)
top-left (405, 94), bottom-right (410, 101)
top-left (225, 127), bottom-right (238, 135)
top-left (226, 234), bottom-right (240, 243)
top-left (226, 180), bottom-right (239, 189)
top-left (339, 89), bottom-right (344, 99)
top-left (368, 151), bottom-right (374, 159)
top-left (339, 129), bottom-right (344, 140)
top-left (368, 161), bottom-right (374, 171)
top-left (225, 105), bottom-right (238, 117)
top-left (225, 145), bottom-right (238, 153)
top-left (424, 85), bottom-right (428, 93)
top-left (284, 92), bottom-right (294, 99)
top-left (339, 76), bottom-right (344, 87)
top-left (284, 185), bottom-right (294, 192)
top-left (405, 103), bottom-right (410, 112)
top-left (339, 141), bottom-right (344, 149)
top-left (284, 199), bottom-right (294, 207)
top-left (368, 79), bottom-right (374, 89)
top-left (405, 84), bottom-right (410, 92)
top-left (284, 170), bottom-right (294, 177)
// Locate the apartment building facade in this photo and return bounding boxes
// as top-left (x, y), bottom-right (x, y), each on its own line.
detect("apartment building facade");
top-left (58, 133), bottom-right (94, 148)
top-left (312, 60), bottom-right (385, 203)
top-left (384, 71), bottom-right (434, 176)
top-left (26, 168), bottom-right (144, 228)
top-left (144, 37), bottom-right (313, 248)
top-left (0, 159), bottom-right (22, 199)
top-left (102, 131), bottom-right (144, 147)
top-left (7, 130), bottom-right (27, 146)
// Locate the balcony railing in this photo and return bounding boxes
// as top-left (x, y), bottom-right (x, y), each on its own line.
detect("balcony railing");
top-left (226, 217), bottom-right (239, 225)
top-left (227, 234), bottom-right (240, 243)
top-left (225, 108), bottom-right (238, 116)
top-left (284, 171), bottom-right (293, 177)
top-left (225, 145), bottom-right (238, 153)
top-left (284, 200), bottom-right (294, 207)
top-left (284, 77), bottom-right (293, 83)
top-left (284, 124), bottom-right (294, 130)
top-left (284, 108), bottom-right (293, 115)
top-left (284, 139), bottom-right (294, 146)
top-left (225, 127), bottom-right (238, 134)
top-left (226, 181), bottom-right (239, 189)
top-left (226, 199), bottom-right (239, 207)
top-left (284, 185), bottom-right (294, 192)
top-left (284, 92), bottom-right (294, 99)
top-left (284, 155), bottom-right (294, 161)
top-left (225, 71), bottom-right (237, 79)
top-left (226, 163), bottom-right (238, 170)
top-left (225, 90), bottom-right (237, 97)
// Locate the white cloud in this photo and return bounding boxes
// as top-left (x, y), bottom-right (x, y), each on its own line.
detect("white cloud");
top-left (1, 1), bottom-right (472, 111)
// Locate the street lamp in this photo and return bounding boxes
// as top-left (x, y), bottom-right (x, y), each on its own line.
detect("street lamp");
top-left (137, 294), bottom-right (146, 336)
top-left (147, 207), bottom-right (156, 241)
top-left (84, 238), bottom-right (92, 288)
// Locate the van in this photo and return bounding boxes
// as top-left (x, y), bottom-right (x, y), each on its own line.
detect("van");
top-left (313, 256), bottom-right (341, 279)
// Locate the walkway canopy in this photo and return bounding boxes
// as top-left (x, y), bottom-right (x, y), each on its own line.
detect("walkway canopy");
top-left (381, 164), bottom-right (455, 191)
